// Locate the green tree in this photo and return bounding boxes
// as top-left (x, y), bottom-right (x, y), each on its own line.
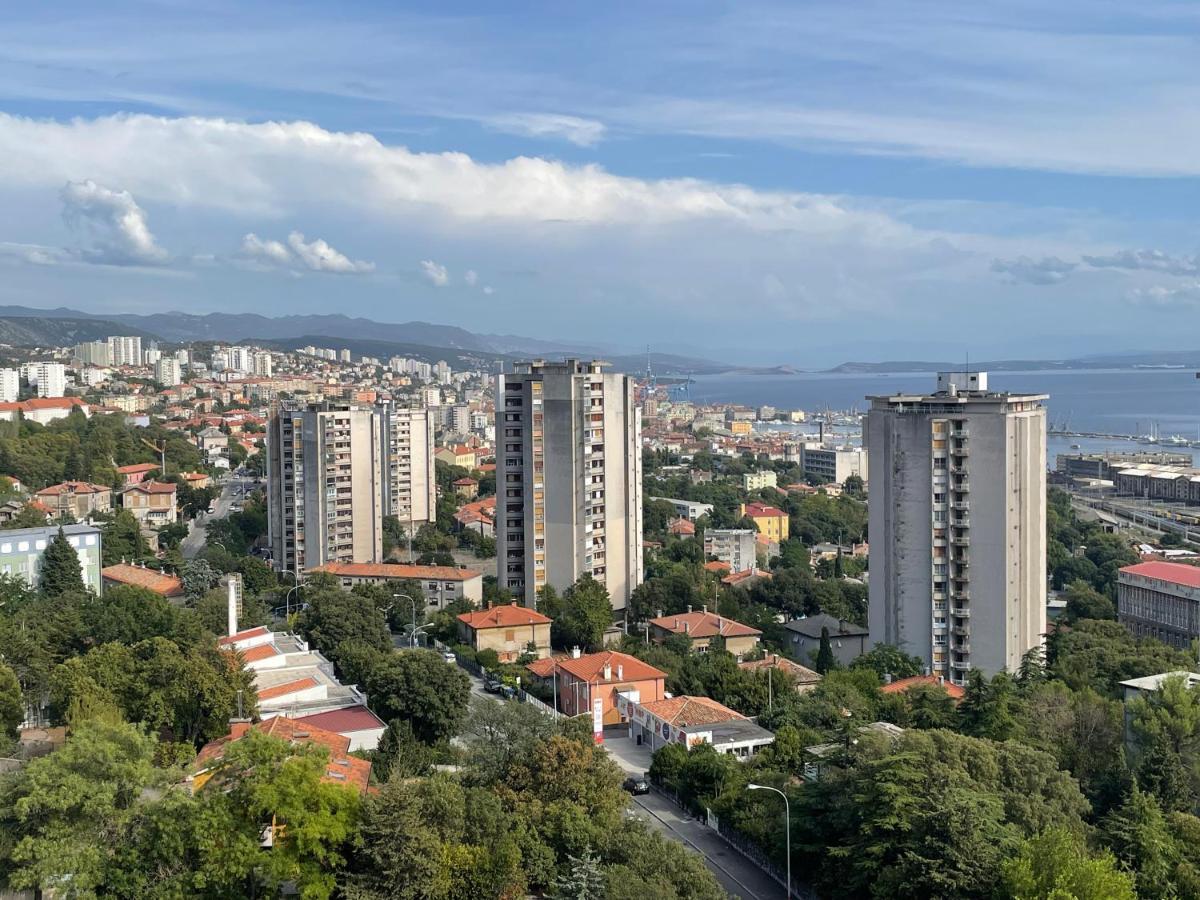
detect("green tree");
top-left (38, 526), bottom-right (86, 596)
top-left (0, 662), bottom-right (23, 748)
top-left (365, 649), bottom-right (471, 745)
top-left (552, 847), bottom-right (605, 900)
top-left (814, 626), bottom-right (836, 674)
top-left (1100, 786), bottom-right (1181, 899)
top-left (101, 509), bottom-right (149, 565)
top-left (182, 559), bottom-right (221, 599)
top-left (852, 643), bottom-right (924, 680)
top-left (296, 588), bottom-right (392, 673)
top-left (999, 827), bottom-right (1136, 900)
top-left (0, 503), bottom-right (52, 530)
top-left (1062, 579), bottom-right (1117, 622)
top-left (554, 576), bottom-right (613, 652)
top-left (1128, 673), bottom-right (1200, 810)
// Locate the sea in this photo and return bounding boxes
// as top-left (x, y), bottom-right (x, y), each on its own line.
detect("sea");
top-left (687, 368), bottom-right (1200, 465)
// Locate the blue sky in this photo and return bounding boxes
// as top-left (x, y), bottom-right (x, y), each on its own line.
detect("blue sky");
top-left (3, 1), bottom-right (1200, 365)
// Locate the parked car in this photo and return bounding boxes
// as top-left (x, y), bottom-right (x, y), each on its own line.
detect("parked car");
top-left (498, 684), bottom-right (517, 700)
top-left (483, 675), bottom-right (502, 693)
top-left (442, 650), bottom-right (457, 664)
top-left (622, 776), bottom-right (650, 796)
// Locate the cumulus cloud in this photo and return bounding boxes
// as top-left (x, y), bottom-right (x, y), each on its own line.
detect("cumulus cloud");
top-left (59, 179), bottom-right (168, 265)
top-left (486, 113), bottom-right (607, 147)
top-left (990, 255), bottom-right (1075, 285)
top-left (482, 285), bottom-right (495, 295)
top-left (1128, 282), bottom-right (1200, 309)
top-left (238, 231), bottom-right (373, 274)
top-left (464, 269), bottom-right (479, 287)
top-left (420, 259), bottom-right (449, 287)
top-left (1083, 248), bottom-right (1200, 276)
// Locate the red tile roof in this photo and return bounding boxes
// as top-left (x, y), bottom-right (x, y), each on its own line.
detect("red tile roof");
top-left (554, 651), bottom-right (668, 685)
top-left (116, 463), bottom-right (158, 474)
top-left (739, 654), bottom-right (823, 684)
top-left (122, 480), bottom-right (177, 494)
top-left (1121, 560), bottom-right (1200, 590)
top-left (524, 656), bottom-right (561, 679)
top-left (101, 563), bottom-right (184, 597)
top-left (235, 644), bottom-right (280, 663)
top-left (722, 568), bottom-right (773, 586)
top-left (649, 610), bottom-right (761, 639)
top-left (310, 562), bottom-right (482, 581)
top-left (218, 625), bottom-right (270, 647)
top-left (257, 677), bottom-right (319, 701)
top-left (669, 518), bottom-right (696, 535)
top-left (458, 603), bottom-right (551, 629)
top-left (640, 696), bottom-right (745, 726)
top-left (294, 706), bottom-right (386, 734)
top-left (703, 560), bottom-right (732, 574)
top-left (880, 674), bottom-right (966, 701)
top-left (0, 397), bottom-right (88, 412)
top-left (743, 501), bottom-right (787, 518)
top-left (37, 481), bottom-right (110, 497)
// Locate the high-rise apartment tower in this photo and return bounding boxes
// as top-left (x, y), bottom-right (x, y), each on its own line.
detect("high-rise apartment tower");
top-left (867, 372), bottom-right (1046, 683)
top-left (496, 360), bottom-right (642, 612)
top-left (375, 402), bottom-right (436, 532)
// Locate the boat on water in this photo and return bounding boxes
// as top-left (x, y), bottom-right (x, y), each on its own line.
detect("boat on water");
top-left (1070, 444), bottom-right (1081, 450)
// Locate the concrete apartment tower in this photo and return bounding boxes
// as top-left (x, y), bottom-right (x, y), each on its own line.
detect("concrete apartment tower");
top-left (497, 360), bottom-right (643, 612)
top-left (267, 401), bottom-right (385, 580)
top-left (867, 371), bottom-right (1047, 683)
top-left (375, 401), bottom-right (436, 531)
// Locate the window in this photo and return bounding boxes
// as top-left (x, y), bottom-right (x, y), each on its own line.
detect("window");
top-left (505, 630), bottom-right (515, 642)
top-left (34, 540), bottom-right (46, 551)
top-left (17, 542), bottom-right (28, 552)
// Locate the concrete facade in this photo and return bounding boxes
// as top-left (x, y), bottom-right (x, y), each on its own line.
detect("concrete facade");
top-left (0, 523), bottom-right (102, 594)
top-left (376, 402), bottom-right (436, 529)
top-left (801, 446), bottom-right (868, 485)
top-left (267, 402), bottom-right (385, 579)
top-left (704, 529), bottom-right (757, 572)
top-left (497, 360), bottom-right (643, 612)
top-left (1118, 561), bottom-right (1200, 649)
top-left (867, 372), bottom-right (1047, 684)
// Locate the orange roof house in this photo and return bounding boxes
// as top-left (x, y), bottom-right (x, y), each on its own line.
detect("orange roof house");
top-left (648, 609), bottom-right (761, 659)
top-left (115, 462), bottom-right (159, 485)
top-left (738, 501), bottom-right (790, 542)
top-left (101, 562), bottom-right (184, 597)
top-left (530, 650), bottom-right (668, 728)
top-left (457, 602), bottom-right (552, 662)
top-left (739, 654), bottom-right (823, 693)
top-left (191, 716), bottom-right (371, 795)
top-left (880, 674), bottom-right (966, 702)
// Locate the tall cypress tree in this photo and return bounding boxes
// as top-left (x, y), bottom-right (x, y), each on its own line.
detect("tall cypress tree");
top-left (815, 625), bottom-right (836, 674)
top-left (39, 527), bottom-right (86, 596)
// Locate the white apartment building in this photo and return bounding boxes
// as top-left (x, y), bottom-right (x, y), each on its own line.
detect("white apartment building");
top-left (155, 357), bottom-right (182, 387)
top-left (375, 402), bottom-right (436, 530)
top-left (267, 402), bottom-right (385, 580)
top-left (801, 446), bottom-right (868, 485)
top-left (867, 372), bottom-right (1046, 684)
top-left (252, 351), bottom-right (273, 377)
top-left (75, 340), bottom-right (112, 366)
top-left (107, 336), bottom-right (143, 367)
top-left (143, 348), bottom-right (161, 366)
top-left (228, 346), bottom-right (252, 373)
top-left (742, 470), bottom-right (777, 491)
top-left (0, 369), bottom-right (18, 403)
top-left (704, 529), bottom-right (758, 573)
top-left (497, 360), bottom-right (643, 612)
top-left (22, 362), bottom-right (66, 398)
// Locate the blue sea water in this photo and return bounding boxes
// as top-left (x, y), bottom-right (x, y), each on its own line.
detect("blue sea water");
top-left (687, 368), bottom-right (1200, 464)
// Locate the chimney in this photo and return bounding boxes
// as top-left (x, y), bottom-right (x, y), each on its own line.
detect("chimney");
top-left (510, 600), bottom-right (517, 606)
top-left (702, 604), bottom-right (707, 614)
top-left (687, 605), bottom-right (693, 614)
top-left (227, 576), bottom-right (239, 637)
top-left (230, 722), bottom-right (252, 738)
top-left (617, 664), bottom-right (624, 680)
top-left (603, 662), bottom-right (612, 681)
top-left (656, 608), bottom-right (663, 618)
top-left (923, 665), bottom-right (931, 677)
top-left (572, 645), bottom-right (582, 659)
top-left (937, 675), bottom-right (945, 686)
top-left (884, 673), bottom-right (893, 685)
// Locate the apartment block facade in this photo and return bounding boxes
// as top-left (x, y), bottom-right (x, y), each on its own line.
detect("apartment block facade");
top-left (704, 529), bottom-right (758, 573)
top-left (267, 402), bottom-right (385, 579)
top-left (496, 360), bottom-right (643, 612)
top-left (375, 402), bottom-right (436, 529)
top-left (867, 371), bottom-right (1047, 684)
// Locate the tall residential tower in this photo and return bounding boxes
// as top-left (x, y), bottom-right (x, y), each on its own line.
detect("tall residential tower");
top-left (867, 372), bottom-right (1046, 683)
top-left (496, 360), bottom-right (643, 612)
top-left (266, 402), bottom-right (385, 580)
top-left (375, 401), bottom-right (436, 532)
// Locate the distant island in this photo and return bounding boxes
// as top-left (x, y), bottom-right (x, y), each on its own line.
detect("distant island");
top-left (830, 352), bottom-right (1200, 374)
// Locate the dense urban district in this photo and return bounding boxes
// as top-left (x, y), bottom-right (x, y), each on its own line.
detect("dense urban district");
top-left (3, 339), bottom-right (1200, 898)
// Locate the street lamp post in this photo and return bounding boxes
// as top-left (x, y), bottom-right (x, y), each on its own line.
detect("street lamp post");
top-left (747, 783), bottom-right (790, 899)
top-left (284, 583), bottom-right (301, 619)
top-left (394, 593), bottom-right (419, 647)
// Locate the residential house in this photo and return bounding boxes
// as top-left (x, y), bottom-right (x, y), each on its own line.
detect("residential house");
top-left (435, 444), bottom-right (478, 469)
top-left (119, 480), bottom-right (178, 526)
top-left (115, 462), bottom-right (159, 486)
top-left (880, 673), bottom-right (966, 702)
top-left (738, 501), bottom-right (790, 542)
top-left (457, 602), bottom-right (552, 661)
top-left (783, 613), bottom-right (869, 668)
top-left (101, 562), bottom-right (185, 597)
top-left (668, 517), bottom-right (696, 538)
top-left (35, 481), bottom-right (112, 520)
top-left (738, 654), bottom-right (823, 693)
top-left (648, 609), bottom-right (761, 659)
top-left (0, 397), bottom-right (90, 425)
top-left (626, 695), bottom-right (774, 758)
top-left (180, 471), bottom-right (211, 490)
top-left (526, 650), bottom-right (667, 729)
top-left (452, 476), bottom-right (479, 499)
top-left (308, 562), bottom-right (483, 608)
top-left (197, 426), bottom-right (228, 458)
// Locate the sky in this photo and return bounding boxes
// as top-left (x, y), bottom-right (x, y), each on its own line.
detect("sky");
top-left (3, 1), bottom-right (1200, 366)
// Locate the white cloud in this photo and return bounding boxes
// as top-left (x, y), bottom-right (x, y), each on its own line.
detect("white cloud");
top-left (287, 231), bottom-right (374, 273)
top-left (0, 242), bottom-right (69, 266)
top-left (482, 285), bottom-right (494, 295)
top-left (1128, 282), bottom-right (1200, 309)
top-left (1083, 249), bottom-right (1200, 276)
top-left (990, 255), bottom-right (1075, 285)
top-left (464, 269), bottom-right (479, 287)
top-left (486, 113), bottom-right (607, 147)
top-left (59, 179), bottom-right (167, 265)
top-left (420, 259), bottom-right (449, 287)
top-left (237, 230), bottom-right (373, 274)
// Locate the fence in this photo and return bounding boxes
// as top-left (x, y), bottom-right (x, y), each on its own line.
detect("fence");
top-left (650, 784), bottom-right (820, 900)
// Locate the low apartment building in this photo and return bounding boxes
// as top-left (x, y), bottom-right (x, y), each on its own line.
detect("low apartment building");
top-left (649, 497), bottom-right (714, 521)
top-left (1117, 561), bottom-right (1200, 649)
top-left (739, 501), bottom-right (790, 542)
top-left (704, 528), bottom-right (757, 572)
top-left (526, 650), bottom-right (667, 731)
top-left (648, 609), bottom-right (762, 659)
top-left (783, 613), bottom-right (869, 667)
top-left (624, 695), bottom-right (774, 758)
top-left (801, 446), bottom-right (867, 485)
top-left (35, 481), bottom-right (112, 520)
top-left (0, 523), bottom-right (102, 594)
top-left (307, 562), bottom-right (483, 608)
top-left (119, 481), bottom-right (178, 526)
top-left (457, 603), bottom-right (552, 661)
top-left (742, 470), bottom-right (777, 491)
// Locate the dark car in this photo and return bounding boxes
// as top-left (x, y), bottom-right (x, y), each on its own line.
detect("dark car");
top-left (483, 676), bottom-right (502, 693)
top-left (622, 776), bottom-right (650, 796)
top-left (498, 684), bottom-right (517, 700)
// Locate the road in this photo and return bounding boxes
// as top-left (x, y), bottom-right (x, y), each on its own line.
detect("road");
top-left (180, 474), bottom-right (253, 559)
top-left (453, 661), bottom-right (787, 899)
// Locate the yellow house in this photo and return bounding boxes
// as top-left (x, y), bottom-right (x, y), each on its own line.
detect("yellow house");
top-left (739, 501), bottom-right (790, 542)
top-left (457, 602), bottom-right (552, 662)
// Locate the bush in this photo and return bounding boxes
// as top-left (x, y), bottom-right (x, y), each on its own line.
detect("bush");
top-left (476, 648), bottom-right (500, 671)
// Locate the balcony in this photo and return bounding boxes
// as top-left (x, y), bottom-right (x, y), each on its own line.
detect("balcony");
top-left (953, 517), bottom-right (970, 528)
top-left (951, 606), bottom-right (970, 618)
top-left (951, 531), bottom-right (969, 545)
top-left (953, 481), bottom-right (970, 492)
top-left (953, 625), bottom-right (970, 638)
top-left (951, 445), bottom-right (969, 457)
top-left (951, 499), bottom-right (970, 510)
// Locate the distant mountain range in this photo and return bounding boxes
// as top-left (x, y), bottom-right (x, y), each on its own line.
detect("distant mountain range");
top-left (831, 352), bottom-right (1200, 373)
top-left (0, 305), bottom-right (737, 375)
